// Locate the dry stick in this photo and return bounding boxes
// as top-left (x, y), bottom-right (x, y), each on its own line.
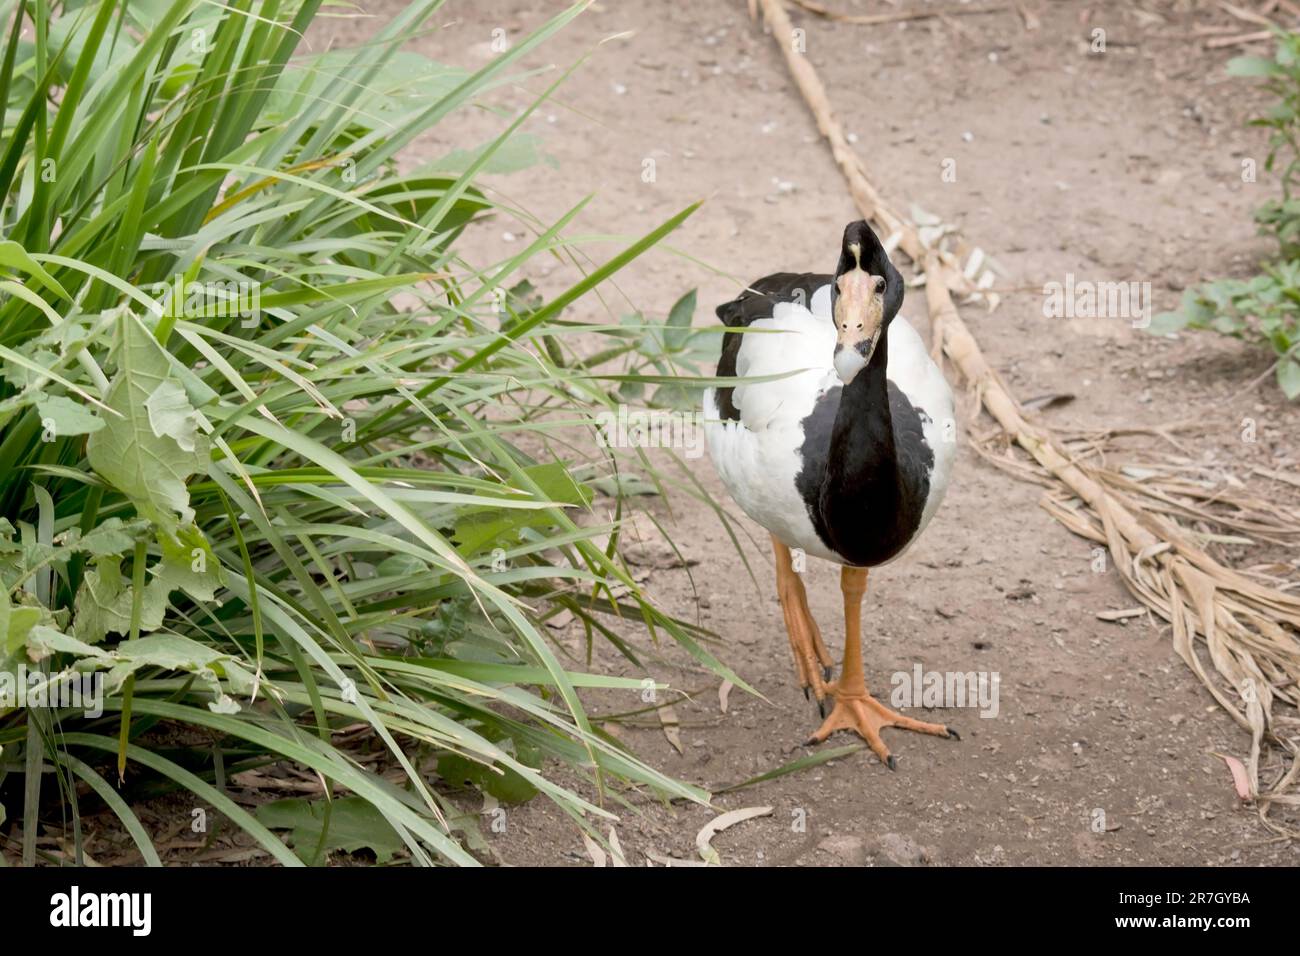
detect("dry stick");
top-left (753, 0), bottom-right (1300, 831)
top-left (1218, 0), bottom-right (1279, 28)
top-left (787, 0), bottom-right (1012, 27)
top-left (1205, 30), bottom-right (1274, 49)
top-left (1255, 466), bottom-right (1300, 490)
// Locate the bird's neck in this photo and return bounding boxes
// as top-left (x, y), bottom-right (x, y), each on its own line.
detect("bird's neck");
top-left (831, 324), bottom-right (895, 480)
top-left (818, 326), bottom-right (903, 562)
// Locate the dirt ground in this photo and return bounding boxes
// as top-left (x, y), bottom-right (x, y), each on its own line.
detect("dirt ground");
top-left (314, 0), bottom-right (1300, 867)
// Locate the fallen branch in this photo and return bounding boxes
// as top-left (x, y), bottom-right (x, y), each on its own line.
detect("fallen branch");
top-left (1218, 0), bottom-right (1286, 29)
top-left (1205, 30), bottom-right (1273, 49)
top-left (753, 0), bottom-right (1300, 835)
top-left (786, 0), bottom-right (1012, 27)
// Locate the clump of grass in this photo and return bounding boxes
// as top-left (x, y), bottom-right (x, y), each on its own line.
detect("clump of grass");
top-left (1150, 29), bottom-right (1300, 398)
top-left (0, 0), bottom-right (729, 865)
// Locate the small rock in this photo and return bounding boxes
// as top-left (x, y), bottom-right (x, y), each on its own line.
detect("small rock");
top-left (817, 834), bottom-right (867, 865)
top-left (870, 832), bottom-right (933, 867)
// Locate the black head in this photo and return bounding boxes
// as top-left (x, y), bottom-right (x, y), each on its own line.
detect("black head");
top-left (832, 220), bottom-right (904, 322)
top-left (830, 221), bottom-right (904, 384)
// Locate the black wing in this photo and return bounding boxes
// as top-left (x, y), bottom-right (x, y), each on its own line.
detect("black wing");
top-left (713, 273), bottom-right (832, 422)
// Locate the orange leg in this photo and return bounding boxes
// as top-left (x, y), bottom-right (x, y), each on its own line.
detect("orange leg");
top-left (807, 566), bottom-right (959, 769)
top-left (772, 536), bottom-right (834, 706)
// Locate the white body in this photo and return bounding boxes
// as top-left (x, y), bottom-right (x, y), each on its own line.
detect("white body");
top-left (703, 282), bottom-right (955, 565)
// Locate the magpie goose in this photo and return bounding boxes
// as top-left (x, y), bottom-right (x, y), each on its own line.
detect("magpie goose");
top-left (703, 220), bottom-right (958, 768)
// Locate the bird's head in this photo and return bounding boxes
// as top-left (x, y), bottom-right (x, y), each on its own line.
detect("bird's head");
top-left (831, 220), bottom-right (903, 385)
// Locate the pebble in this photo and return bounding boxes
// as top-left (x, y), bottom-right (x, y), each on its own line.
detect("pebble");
top-left (817, 834), bottom-right (867, 865)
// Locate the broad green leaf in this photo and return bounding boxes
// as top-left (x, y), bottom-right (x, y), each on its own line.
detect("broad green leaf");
top-left (453, 461), bottom-right (590, 555)
top-left (87, 313), bottom-right (209, 533)
top-left (151, 525), bottom-right (225, 603)
top-left (1, 589), bottom-right (43, 655)
top-left (653, 383), bottom-right (704, 411)
top-left (143, 380), bottom-right (203, 453)
top-left (664, 288), bottom-right (697, 350)
top-left (1278, 357), bottom-right (1300, 399)
top-left (436, 751), bottom-right (539, 805)
top-left (0, 348), bottom-right (59, 389)
top-left (256, 796), bottom-right (405, 864)
top-left (67, 518), bottom-right (149, 557)
top-left (27, 625), bottom-right (111, 662)
top-left (71, 556), bottom-right (166, 643)
top-left (1145, 310), bottom-right (1189, 335)
top-left (35, 394), bottom-right (104, 437)
top-left (1226, 56), bottom-right (1280, 77)
top-left (107, 632), bottom-right (253, 710)
top-left (112, 632), bottom-right (231, 671)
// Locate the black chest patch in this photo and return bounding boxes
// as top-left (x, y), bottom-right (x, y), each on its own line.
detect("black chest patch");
top-left (794, 381), bottom-right (936, 567)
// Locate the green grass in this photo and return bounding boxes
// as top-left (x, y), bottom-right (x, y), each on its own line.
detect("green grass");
top-left (0, 0), bottom-right (736, 865)
top-left (1150, 29), bottom-right (1300, 398)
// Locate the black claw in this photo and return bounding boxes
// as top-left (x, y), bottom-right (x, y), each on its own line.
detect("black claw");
top-left (946, 727), bottom-right (961, 741)
top-left (822, 665), bottom-right (833, 681)
top-left (818, 698), bottom-right (828, 719)
top-left (886, 755), bottom-right (897, 771)
top-left (803, 686), bottom-right (810, 701)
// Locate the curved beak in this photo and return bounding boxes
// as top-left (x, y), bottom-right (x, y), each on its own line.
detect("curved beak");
top-left (833, 260), bottom-right (885, 385)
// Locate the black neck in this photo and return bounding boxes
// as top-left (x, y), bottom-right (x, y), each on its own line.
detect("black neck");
top-left (817, 326), bottom-right (907, 564)
top-left (828, 323), bottom-right (895, 488)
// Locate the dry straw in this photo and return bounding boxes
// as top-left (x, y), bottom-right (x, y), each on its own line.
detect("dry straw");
top-left (753, 0), bottom-right (1300, 834)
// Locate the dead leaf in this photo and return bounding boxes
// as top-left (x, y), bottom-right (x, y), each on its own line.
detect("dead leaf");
top-left (718, 680), bottom-right (733, 714)
top-left (608, 827), bottom-right (628, 867)
top-left (1022, 392), bottom-right (1074, 412)
top-left (1096, 608), bottom-right (1145, 622)
top-left (545, 608), bottom-right (574, 629)
top-left (1212, 752), bottom-right (1254, 802)
top-left (581, 831), bottom-right (606, 867)
top-left (657, 701), bottom-right (683, 754)
top-left (696, 806), bottom-right (773, 865)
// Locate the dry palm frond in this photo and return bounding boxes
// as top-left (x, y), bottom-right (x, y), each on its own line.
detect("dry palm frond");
top-left (754, 0), bottom-right (1300, 835)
